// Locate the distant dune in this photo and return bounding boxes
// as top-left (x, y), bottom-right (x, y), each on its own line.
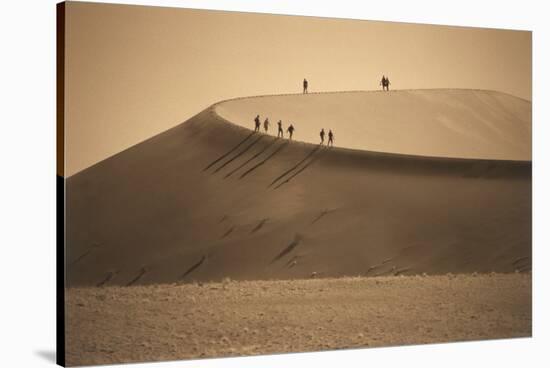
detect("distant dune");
top-left (66, 89), bottom-right (531, 287)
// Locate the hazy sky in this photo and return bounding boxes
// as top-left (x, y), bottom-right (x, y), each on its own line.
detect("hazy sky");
top-left (64, 2), bottom-right (531, 176)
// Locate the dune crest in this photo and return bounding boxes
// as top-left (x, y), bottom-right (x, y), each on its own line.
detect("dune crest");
top-left (215, 89), bottom-right (531, 161)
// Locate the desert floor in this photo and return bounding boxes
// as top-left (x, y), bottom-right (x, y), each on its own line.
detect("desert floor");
top-left (66, 273), bottom-right (531, 366)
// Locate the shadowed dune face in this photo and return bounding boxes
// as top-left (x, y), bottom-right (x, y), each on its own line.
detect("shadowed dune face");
top-left (216, 90), bottom-right (531, 161)
top-left (66, 90), bottom-right (531, 287)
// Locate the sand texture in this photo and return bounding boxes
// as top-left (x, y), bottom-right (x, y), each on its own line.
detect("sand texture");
top-left (66, 273), bottom-right (532, 366)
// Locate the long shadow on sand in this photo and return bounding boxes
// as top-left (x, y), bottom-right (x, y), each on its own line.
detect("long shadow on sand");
top-left (180, 255), bottom-right (206, 280)
top-left (250, 218), bottom-right (268, 234)
top-left (270, 234), bottom-right (302, 264)
top-left (203, 131), bottom-right (256, 171)
top-left (310, 209), bottom-right (334, 225)
top-left (273, 146), bottom-right (327, 189)
top-left (97, 270), bottom-right (118, 287)
top-left (221, 226), bottom-right (235, 238)
top-left (224, 137), bottom-right (279, 178)
top-left (126, 267), bottom-right (148, 286)
top-left (214, 135), bottom-right (266, 173)
top-left (269, 144), bottom-right (322, 188)
top-left (240, 141), bottom-right (290, 179)
top-left (68, 243), bottom-right (100, 267)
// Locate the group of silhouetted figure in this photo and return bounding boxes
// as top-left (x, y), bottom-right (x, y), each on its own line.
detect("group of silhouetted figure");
top-left (254, 114), bottom-right (334, 146)
top-left (250, 75), bottom-right (394, 146)
top-left (254, 115), bottom-right (296, 140)
top-left (302, 76), bottom-right (391, 94)
top-left (320, 128), bottom-right (334, 146)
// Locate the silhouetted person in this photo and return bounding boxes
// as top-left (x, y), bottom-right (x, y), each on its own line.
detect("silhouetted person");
top-left (320, 128), bottom-right (325, 144)
top-left (328, 130), bottom-right (334, 147)
top-left (287, 124), bottom-right (295, 140)
top-left (380, 75), bottom-right (390, 91)
top-left (303, 78), bottom-right (308, 94)
top-left (254, 115), bottom-right (261, 132)
top-left (380, 75), bottom-right (386, 91)
top-left (277, 120), bottom-right (284, 138)
top-left (263, 118), bottom-right (270, 133)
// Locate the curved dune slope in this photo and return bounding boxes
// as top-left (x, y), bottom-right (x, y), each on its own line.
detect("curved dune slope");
top-left (216, 90), bottom-right (531, 161)
top-left (67, 90), bottom-right (531, 287)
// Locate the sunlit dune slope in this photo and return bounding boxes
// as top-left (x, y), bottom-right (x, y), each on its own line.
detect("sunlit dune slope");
top-left (216, 89), bottom-right (531, 161)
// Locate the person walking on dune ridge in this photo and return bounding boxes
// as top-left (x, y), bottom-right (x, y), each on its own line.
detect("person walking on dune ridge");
top-left (277, 120), bottom-right (284, 138)
top-left (328, 129), bottom-right (334, 147)
top-left (287, 124), bottom-right (295, 140)
top-left (303, 78), bottom-right (309, 94)
top-left (320, 128), bottom-right (325, 145)
top-left (263, 118), bottom-right (270, 133)
top-left (380, 75), bottom-right (391, 91)
top-left (254, 115), bottom-right (261, 132)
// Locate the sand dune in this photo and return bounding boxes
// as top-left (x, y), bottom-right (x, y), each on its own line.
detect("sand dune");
top-left (66, 89), bottom-right (531, 287)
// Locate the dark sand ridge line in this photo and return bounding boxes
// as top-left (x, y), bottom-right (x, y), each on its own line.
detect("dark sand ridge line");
top-left (213, 103), bottom-right (530, 180)
top-left (66, 89), bottom-right (531, 286)
top-left (209, 130), bottom-right (532, 178)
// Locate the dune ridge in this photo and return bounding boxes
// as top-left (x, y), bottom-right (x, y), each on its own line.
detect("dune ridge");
top-left (66, 89), bottom-right (531, 287)
top-left (215, 89), bottom-right (531, 161)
